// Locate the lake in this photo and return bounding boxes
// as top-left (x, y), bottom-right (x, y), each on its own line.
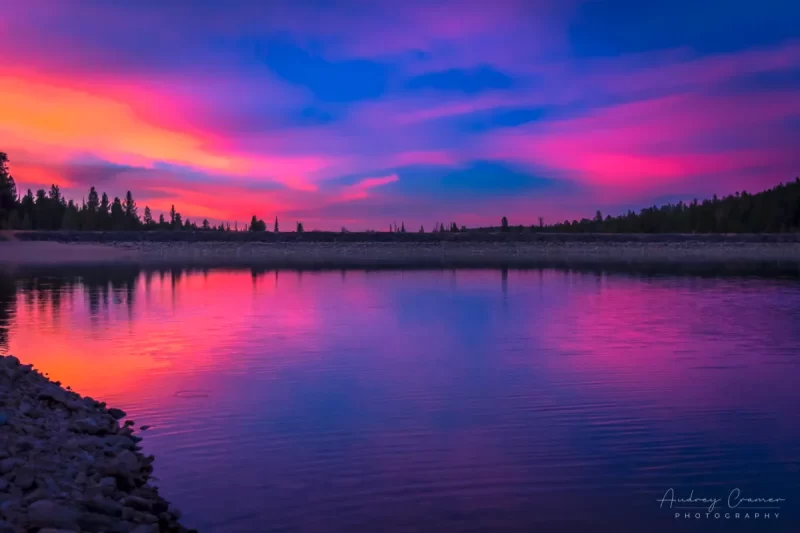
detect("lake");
top-left (1, 267), bottom-right (798, 532)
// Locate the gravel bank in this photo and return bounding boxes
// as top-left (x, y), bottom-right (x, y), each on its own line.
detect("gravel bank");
top-left (3, 239), bottom-right (800, 271)
top-left (0, 355), bottom-right (195, 533)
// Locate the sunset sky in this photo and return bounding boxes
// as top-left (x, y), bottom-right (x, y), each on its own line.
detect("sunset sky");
top-left (2, 0), bottom-right (799, 229)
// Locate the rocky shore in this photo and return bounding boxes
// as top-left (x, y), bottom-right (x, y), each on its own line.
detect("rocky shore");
top-left (0, 355), bottom-right (195, 533)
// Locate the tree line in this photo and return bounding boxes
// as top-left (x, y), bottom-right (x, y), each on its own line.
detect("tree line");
top-left (2, 151), bottom-right (799, 234)
top-left (541, 179), bottom-right (800, 233)
top-left (481, 180), bottom-right (800, 233)
top-left (0, 152), bottom-right (296, 232)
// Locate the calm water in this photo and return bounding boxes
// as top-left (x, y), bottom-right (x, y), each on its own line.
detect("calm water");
top-left (1, 267), bottom-right (798, 532)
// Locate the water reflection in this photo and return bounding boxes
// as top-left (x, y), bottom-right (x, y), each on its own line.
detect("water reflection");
top-left (1, 267), bottom-right (799, 532)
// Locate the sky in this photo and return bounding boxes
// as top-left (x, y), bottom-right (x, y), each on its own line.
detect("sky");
top-left (1, 0), bottom-right (799, 230)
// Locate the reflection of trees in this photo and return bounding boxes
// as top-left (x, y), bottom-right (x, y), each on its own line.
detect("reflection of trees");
top-left (0, 274), bottom-right (15, 352)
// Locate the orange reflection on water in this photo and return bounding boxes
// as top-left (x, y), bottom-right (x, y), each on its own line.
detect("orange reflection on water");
top-left (6, 270), bottom-right (324, 401)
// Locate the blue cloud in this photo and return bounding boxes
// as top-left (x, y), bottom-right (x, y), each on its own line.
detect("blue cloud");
top-left (261, 38), bottom-right (390, 102)
top-left (405, 65), bottom-right (515, 94)
top-left (393, 161), bottom-right (559, 198)
top-left (569, 0), bottom-right (800, 57)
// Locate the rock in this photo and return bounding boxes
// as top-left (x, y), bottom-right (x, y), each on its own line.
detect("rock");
top-left (13, 438), bottom-right (34, 453)
top-left (131, 525), bottom-right (158, 533)
top-left (76, 510), bottom-right (122, 532)
top-left (168, 504), bottom-right (183, 519)
top-left (0, 479), bottom-right (8, 492)
top-left (0, 520), bottom-right (14, 533)
top-left (39, 529), bottom-right (81, 533)
top-left (12, 468), bottom-right (35, 491)
top-left (0, 413), bottom-right (7, 426)
top-left (27, 499), bottom-right (79, 530)
top-left (83, 495), bottom-right (123, 517)
top-left (104, 435), bottom-right (136, 451)
top-left (0, 459), bottom-right (20, 476)
top-left (38, 386), bottom-right (69, 406)
top-left (114, 450), bottom-right (140, 474)
top-left (96, 476), bottom-right (117, 495)
top-left (107, 408), bottom-right (126, 420)
top-left (124, 495), bottom-right (152, 512)
top-left (0, 498), bottom-right (21, 520)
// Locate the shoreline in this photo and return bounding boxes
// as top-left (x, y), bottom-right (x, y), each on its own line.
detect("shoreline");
top-left (2, 239), bottom-right (800, 273)
top-left (0, 355), bottom-right (195, 533)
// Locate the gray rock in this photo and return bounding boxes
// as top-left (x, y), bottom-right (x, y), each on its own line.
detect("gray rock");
top-left (27, 499), bottom-right (79, 530)
top-left (107, 408), bottom-right (126, 420)
top-left (123, 495), bottom-right (152, 512)
top-left (76, 511), bottom-right (121, 532)
top-left (0, 459), bottom-right (20, 476)
top-left (12, 468), bottom-right (35, 491)
top-left (96, 476), bottom-right (117, 495)
top-left (0, 413), bottom-right (7, 426)
top-left (168, 503), bottom-right (183, 519)
top-left (0, 498), bottom-right (21, 519)
top-left (114, 450), bottom-right (140, 474)
top-left (104, 435), bottom-right (136, 451)
top-left (38, 387), bottom-right (69, 406)
top-left (38, 529), bottom-right (81, 533)
top-left (131, 524), bottom-right (159, 533)
top-left (0, 479), bottom-right (7, 493)
top-left (83, 495), bottom-right (123, 517)
top-left (0, 519), bottom-right (14, 533)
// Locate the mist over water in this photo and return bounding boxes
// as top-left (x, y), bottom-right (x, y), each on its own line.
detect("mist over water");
top-left (1, 267), bottom-right (799, 532)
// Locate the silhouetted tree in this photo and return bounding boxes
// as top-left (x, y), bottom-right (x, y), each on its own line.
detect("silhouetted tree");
top-left (274, 216), bottom-right (279, 233)
top-left (143, 206), bottom-right (153, 228)
top-left (110, 196), bottom-right (125, 230)
top-left (419, 225), bottom-right (424, 233)
top-left (202, 218), bottom-right (210, 230)
top-left (249, 215), bottom-right (266, 232)
top-left (123, 191), bottom-right (139, 229)
top-left (296, 221), bottom-right (304, 233)
top-left (0, 152), bottom-right (17, 228)
top-left (501, 216), bottom-right (509, 232)
top-left (401, 222), bottom-right (406, 233)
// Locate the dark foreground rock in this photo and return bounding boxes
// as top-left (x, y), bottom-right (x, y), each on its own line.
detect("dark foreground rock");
top-left (0, 355), bottom-right (196, 533)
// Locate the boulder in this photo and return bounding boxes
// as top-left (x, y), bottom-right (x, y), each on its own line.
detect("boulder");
top-left (107, 408), bottom-right (126, 420)
top-left (27, 499), bottom-right (80, 530)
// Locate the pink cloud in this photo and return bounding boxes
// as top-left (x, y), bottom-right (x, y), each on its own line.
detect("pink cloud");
top-left (339, 174), bottom-right (399, 201)
top-left (484, 89), bottom-right (800, 198)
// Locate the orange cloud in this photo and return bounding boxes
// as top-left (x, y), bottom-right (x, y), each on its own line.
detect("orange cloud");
top-left (0, 73), bottom-right (339, 192)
